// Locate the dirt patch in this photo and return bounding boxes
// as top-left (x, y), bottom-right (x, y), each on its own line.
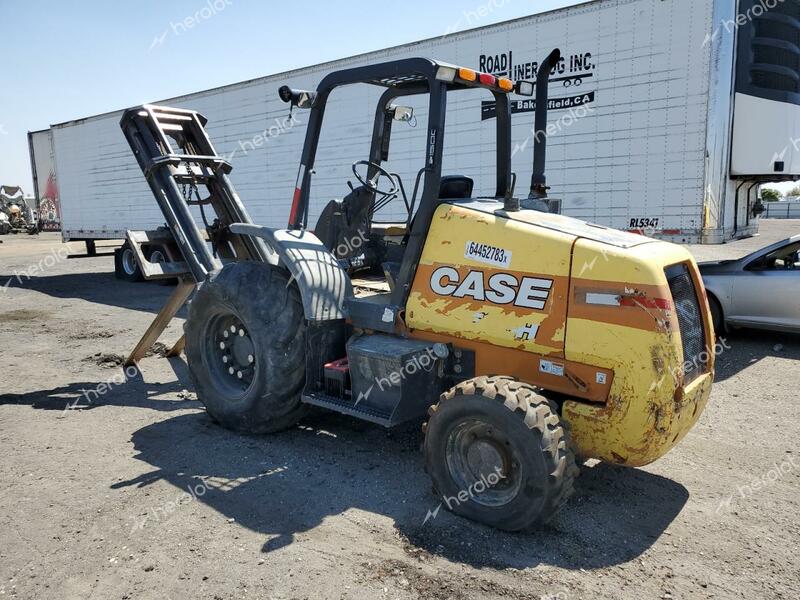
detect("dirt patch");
top-left (83, 342), bottom-right (171, 368)
top-left (148, 342), bottom-right (171, 358)
top-left (68, 329), bottom-right (118, 340)
top-left (364, 559), bottom-right (549, 600)
top-left (85, 352), bottom-right (127, 368)
top-left (0, 309), bottom-right (49, 323)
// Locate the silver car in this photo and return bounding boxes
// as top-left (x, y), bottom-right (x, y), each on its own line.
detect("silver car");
top-left (699, 235), bottom-right (800, 334)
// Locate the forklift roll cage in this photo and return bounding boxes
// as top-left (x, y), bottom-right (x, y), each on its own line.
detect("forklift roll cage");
top-left (119, 52), bottom-right (559, 363)
top-left (288, 57), bottom-right (515, 309)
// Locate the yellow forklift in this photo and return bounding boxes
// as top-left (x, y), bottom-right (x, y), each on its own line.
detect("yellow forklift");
top-left (121, 50), bottom-right (714, 530)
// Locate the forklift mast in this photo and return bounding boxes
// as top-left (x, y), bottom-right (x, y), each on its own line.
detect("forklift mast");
top-left (119, 105), bottom-right (276, 282)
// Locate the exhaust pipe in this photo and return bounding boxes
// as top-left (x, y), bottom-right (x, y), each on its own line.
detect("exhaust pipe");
top-left (529, 48), bottom-right (561, 201)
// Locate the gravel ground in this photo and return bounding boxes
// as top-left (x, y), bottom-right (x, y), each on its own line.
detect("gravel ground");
top-left (0, 221), bottom-right (798, 600)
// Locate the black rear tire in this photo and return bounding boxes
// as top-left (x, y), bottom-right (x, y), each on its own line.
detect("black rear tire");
top-left (185, 262), bottom-right (309, 434)
top-left (423, 376), bottom-right (578, 531)
top-left (114, 243), bottom-right (143, 282)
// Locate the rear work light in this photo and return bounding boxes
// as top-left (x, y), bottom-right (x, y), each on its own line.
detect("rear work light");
top-left (515, 80), bottom-right (534, 96)
top-left (435, 66), bottom-right (457, 82)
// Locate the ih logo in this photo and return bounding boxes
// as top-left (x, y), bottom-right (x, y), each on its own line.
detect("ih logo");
top-left (430, 266), bottom-right (553, 310)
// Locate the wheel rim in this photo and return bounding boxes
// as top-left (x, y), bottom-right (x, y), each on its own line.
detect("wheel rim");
top-left (149, 249), bottom-right (166, 264)
top-left (445, 418), bottom-right (523, 507)
top-left (122, 248), bottom-right (138, 275)
top-left (202, 311), bottom-right (257, 399)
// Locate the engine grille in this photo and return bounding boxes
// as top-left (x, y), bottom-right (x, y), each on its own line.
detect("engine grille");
top-left (665, 263), bottom-right (708, 384)
top-left (740, 0), bottom-right (800, 97)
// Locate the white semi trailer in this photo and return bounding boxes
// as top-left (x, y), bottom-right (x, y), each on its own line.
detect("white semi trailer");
top-left (28, 0), bottom-right (800, 275)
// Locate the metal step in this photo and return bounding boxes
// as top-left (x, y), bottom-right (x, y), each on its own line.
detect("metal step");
top-left (302, 392), bottom-right (393, 427)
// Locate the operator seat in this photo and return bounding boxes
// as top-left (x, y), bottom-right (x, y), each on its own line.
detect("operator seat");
top-left (314, 186), bottom-right (375, 258)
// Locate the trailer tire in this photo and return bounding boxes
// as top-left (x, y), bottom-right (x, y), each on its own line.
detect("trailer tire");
top-left (423, 376), bottom-right (578, 531)
top-left (184, 261), bottom-right (309, 434)
top-left (114, 243), bottom-right (143, 282)
top-left (146, 244), bottom-right (177, 286)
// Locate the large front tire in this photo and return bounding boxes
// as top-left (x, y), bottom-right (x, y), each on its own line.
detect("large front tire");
top-left (423, 376), bottom-right (578, 531)
top-left (185, 262), bottom-right (309, 434)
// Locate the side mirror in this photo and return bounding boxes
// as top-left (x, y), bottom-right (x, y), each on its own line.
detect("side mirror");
top-left (278, 85), bottom-right (317, 109)
top-left (390, 105), bottom-right (415, 123)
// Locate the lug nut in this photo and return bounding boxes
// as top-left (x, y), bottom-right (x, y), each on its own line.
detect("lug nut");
top-left (230, 325), bottom-right (237, 333)
top-left (237, 371), bottom-right (243, 379)
top-left (219, 342), bottom-right (226, 350)
top-left (223, 356), bottom-right (228, 364)
top-left (238, 329), bottom-right (245, 337)
top-left (248, 355), bottom-right (254, 364)
top-left (228, 367), bottom-right (235, 375)
top-left (223, 330), bottom-right (229, 339)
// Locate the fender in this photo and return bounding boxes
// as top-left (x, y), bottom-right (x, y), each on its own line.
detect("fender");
top-left (229, 223), bottom-right (351, 321)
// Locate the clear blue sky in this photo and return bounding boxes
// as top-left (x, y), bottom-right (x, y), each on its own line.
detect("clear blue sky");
top-left (1, 0), bottom-right (581, 192)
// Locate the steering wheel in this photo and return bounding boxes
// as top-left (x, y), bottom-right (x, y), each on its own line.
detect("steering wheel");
top-left (352, 160), bottom-right (399, 196)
